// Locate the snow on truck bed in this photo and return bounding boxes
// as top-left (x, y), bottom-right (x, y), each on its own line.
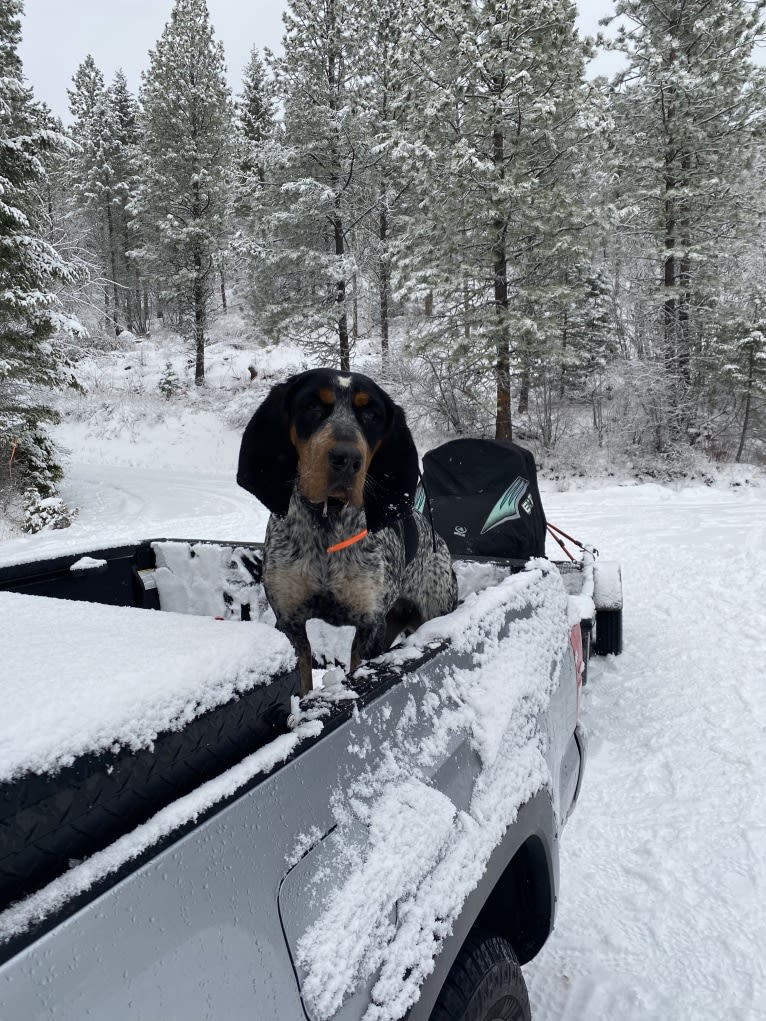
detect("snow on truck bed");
top-left (0, 591), bottom-right (295, 782)
top-left (0, 557), bottom-right (571, 976)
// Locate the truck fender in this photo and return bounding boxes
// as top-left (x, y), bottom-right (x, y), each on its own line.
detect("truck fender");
top-left (405, 788), bottom-right (558, 1021)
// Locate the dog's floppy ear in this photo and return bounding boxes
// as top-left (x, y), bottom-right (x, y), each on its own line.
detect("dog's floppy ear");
top-left (364, 401), bottom-right (419, 532)
top-left (237, 382), bottom-right (297, 516)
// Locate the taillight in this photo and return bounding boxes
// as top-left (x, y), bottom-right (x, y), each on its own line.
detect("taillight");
top-left (569, 624), bottom-right (584, 718)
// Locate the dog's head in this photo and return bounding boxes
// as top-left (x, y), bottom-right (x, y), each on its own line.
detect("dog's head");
top-left (237, 369), bottom-right (418, 531)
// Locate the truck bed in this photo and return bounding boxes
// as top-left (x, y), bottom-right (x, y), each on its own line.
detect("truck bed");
top-left (0, 540), bottom-right (586, 1020)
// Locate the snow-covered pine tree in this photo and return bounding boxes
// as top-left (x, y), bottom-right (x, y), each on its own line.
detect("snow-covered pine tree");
top-left (67, 55), bottom-right (120, 332)
top-left (241, 0), bottom-right (367, 370)
top-left (66, 53), bottom-right (104, 127)
top-left (727, 327), bottom-right (766, 462)
top-left (67, 60), bottom-right (143, 336)
top-left (232, 46), bottom-right (277, 286)
top-left (0, 0), bottom-right (79, 525)
top-left (606, 0), bottom-right (766, 448)
top-left (237, 47), bottom-right (276, 189)
top-left (711, 278), bottom-right (766, 462)
top-left (392, 0), bottom-right (602, 440)
top-left (134, 0), bottom-right (233, 384)
top-left (107, 70), bottom-right (146, 334)
top-left (348, 0), bottom-right (409, 366)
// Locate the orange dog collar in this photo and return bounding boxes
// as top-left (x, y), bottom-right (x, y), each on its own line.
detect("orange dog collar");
top-left (326, 529), bottom-right (369, 554)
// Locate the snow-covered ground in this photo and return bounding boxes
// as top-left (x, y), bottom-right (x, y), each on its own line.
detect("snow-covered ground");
top-left (527, 482), bottom-right (766, 1021)
top-left (1, 380), bottom-right (764, 1019)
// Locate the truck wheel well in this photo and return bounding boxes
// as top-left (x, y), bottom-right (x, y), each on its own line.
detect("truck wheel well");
top-left (474, 835), bottom-right (553, 965)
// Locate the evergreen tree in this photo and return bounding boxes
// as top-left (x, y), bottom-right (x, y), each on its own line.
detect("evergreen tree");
top-left (66, 53), bottom-right (104, 126)
top-left (67, 56), bottom-right (137, 333)
top-left (108, 70), bottom-right (146, 333)
top-left (393, 0), bottom-right (602, 440)
top-left (134, 0), bottom-right (233, 384)
top-left (607, 0), bottom-right (766, 446)
top-left (715, 284), bottom-right (766, 462)
top-left (237, 47), bottom-right (275, 187)
top-left (241, 0), bottom-right (366, 370)
top-left (0, 0), bottom-right (78, 514)
top-left (727, 326), bottom-right (766, 462)
top-left (350, 0), bottom-right (408, 365)
top-left (232, 46), bottom-right (276, 265)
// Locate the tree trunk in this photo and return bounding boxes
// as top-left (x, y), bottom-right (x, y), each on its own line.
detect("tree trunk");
top-left (333, 208), bottom-right (350, 371)
top-left (663, 169), bottom-right (676, 370)
top-left (129, 267), bottom-right (145, 334)
top-left (379, 204), bottom-right (390, 366)
top-left (220, 263), bottom-right (227, 312)
top-left (126, 288), bottom-right (135, 333)
top-left (735, 347), bottom-right (754, 463)
top-left (559, 308), bottom-right (568, 399)
top-left (327, 0), bottom-right (349, 372)
top-left (352, 271), bottom-right (359, 345)
top-left (191, 172), bottom-right (205, 385)
top-left (194, 262), bottom-right (205, 386)
top-left (492, 125), bottom-right (511, 441)
top-left (105, 191), bottom-right (120, 332)
top-left (517, 365), bottom-right (530, 415)
top-left (678, 152), bottom-right (692, 388)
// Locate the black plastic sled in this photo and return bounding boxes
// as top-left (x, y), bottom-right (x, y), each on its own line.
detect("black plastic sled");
top-left (421, 438), bottom-right (546, 561)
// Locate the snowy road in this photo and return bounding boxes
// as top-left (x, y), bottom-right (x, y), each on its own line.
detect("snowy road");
top-left (0, 462), bottom-right (269, 568)
top-left (526, 483), bottom-right (766, 1021)
top-left (1, 463), bottom-right (763, 1020)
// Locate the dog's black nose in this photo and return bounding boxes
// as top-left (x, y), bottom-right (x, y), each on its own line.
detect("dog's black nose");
top-left (329, 444), bottom-right (363, 475)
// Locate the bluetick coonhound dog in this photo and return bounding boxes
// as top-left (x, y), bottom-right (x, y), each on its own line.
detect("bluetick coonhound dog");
top-left (237, 369), bottom-right (458, 696)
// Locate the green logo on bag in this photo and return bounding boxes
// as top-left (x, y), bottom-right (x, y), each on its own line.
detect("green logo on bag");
top-left (480, 478), bottom-right (530, 534)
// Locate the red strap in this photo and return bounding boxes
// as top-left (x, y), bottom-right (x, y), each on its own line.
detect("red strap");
top-left (547, 523), bottom-right (575, 561)
top-left (326, 529), bottom-right (369, 554)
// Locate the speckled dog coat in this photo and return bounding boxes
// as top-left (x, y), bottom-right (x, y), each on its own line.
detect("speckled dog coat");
top-left (237, 370), bottom-right (458, 695)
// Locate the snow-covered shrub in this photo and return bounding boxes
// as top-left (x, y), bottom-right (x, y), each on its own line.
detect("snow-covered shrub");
top-left (23, 491), bottom-right (76, 532)
top-left (9, 428), bottom-right (63, 499)
top-left (0, 428), bottom-right (76, 533)
top-left (382, 352), bottom-right (494, 438)
top-left (158, 361), bottom-right (182, 400)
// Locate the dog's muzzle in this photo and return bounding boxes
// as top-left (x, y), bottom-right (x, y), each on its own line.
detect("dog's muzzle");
top-left (328, 443), bottom-right (363, 490)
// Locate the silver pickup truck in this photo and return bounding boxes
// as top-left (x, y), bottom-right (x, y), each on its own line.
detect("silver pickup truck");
top-left (0, 537), bottom-right (601, 1021)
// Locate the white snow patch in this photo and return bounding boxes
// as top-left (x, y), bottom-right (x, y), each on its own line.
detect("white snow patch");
top-left (0, 591), bottom-right (295, 780)
top-left (69, 556), bottom-right (107, 571)
top-left (296, 779), bottom-right (457, 1019)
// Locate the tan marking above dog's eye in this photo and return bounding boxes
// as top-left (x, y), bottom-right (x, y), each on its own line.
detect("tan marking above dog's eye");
top-left (353, 392), bottom-right (371, 408)
top-left (319, 388), bottom-right (336, 406)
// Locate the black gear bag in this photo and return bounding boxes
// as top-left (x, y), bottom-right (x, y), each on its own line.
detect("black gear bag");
top-left (419, 438), bottom-right (546, 560)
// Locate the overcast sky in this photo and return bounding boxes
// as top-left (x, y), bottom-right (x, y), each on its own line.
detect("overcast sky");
top-left (19, 0), bottom-right (622, 123)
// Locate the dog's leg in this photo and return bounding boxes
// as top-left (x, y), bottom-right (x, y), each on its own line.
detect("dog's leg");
top-left (278, 618), bottom-right (314, 697)
top-left (296, 640), bottom-right (314, 697)
top-left (384, 597), bottom-right (424, 649)
top-left (350, 619), bottom-right (387, 673)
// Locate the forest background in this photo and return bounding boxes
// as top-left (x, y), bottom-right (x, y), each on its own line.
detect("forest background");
top-left (1, 0), bottom-right (765, 532)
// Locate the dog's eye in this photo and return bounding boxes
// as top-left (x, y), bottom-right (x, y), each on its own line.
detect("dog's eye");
top-left (357, 405), bottom-right (379, 422)
top-left (305, 397), bottom-right (328, 419)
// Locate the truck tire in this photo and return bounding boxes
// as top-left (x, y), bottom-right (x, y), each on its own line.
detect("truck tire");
top-left (594, 607), bottom-right (623, 655)
top-left (429, 930), bottom-right (531, 1021)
